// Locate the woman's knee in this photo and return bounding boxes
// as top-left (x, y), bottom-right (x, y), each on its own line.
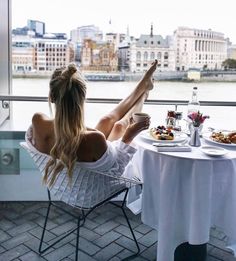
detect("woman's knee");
top-left (97, 115), bottom-right (116, 129)
top-left (112, 121), bottom-right (127, 136)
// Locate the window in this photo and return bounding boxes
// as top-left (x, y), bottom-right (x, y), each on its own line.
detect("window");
top-left (164, 52), bottom-right (168, 60)
top-left (150, 52), bottom-right (155, 60)
top-left (0, 0), bottom-right (235, 133)
top-left (136, 51), bottom-right (141, 60)
top-left (143, 52), bottom-right (148, 61)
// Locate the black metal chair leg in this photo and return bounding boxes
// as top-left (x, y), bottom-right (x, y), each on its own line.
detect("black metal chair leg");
top-left (75, 217), bottom-right (81, 261)
top-left (110, 188), bottom-right (141, 256)
top-left (121, 206), bottom-right (140, 255)
top-left (39, 188), bottom-right (141, 259)
top-left (39, 201), bottom-right (51, 254)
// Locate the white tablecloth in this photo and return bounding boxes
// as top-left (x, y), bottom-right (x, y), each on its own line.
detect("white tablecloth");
top-left (126, 136), bottom-right (236, 261)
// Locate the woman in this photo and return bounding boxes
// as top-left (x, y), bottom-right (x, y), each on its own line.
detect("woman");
top-left (29, 60), bottom-right (157, 207)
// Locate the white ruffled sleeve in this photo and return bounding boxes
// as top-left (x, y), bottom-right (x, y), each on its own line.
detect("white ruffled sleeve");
top-left (105, 140), bottom-right (137, 177)
top-left (77, 139), bottom-right (137, 178)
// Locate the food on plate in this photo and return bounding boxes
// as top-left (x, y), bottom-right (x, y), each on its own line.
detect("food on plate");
top-left (211, 131), bottom-right (236, 144)
top-left (229, 132), bottom-right (236, 144)
top-left (150, 125), bottom-right (174, 140)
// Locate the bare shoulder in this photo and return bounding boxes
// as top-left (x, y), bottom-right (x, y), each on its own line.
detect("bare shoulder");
top-left (87, 130), bottom-right (107, 150)
top-left (80, 130), bottom-right (108, 161)
top-left (32, 112), bottom-right (54, 140)
top-left (32, 112), bottom-right (51, 125)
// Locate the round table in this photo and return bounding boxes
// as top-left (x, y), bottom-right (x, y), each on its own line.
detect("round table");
top-left (128, 135), bottom-right (236, 261)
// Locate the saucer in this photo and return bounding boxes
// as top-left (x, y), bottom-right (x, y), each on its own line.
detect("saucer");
top-left (201, 146), bottom-right (228, 157)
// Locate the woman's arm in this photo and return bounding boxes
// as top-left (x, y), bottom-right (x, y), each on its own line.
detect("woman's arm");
top-left (121, 117), bottom-right (150, 144)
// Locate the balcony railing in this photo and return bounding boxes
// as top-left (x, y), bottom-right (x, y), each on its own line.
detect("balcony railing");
top-left (0, 95), bottom-right (235, 132)
top-left (1, 95), bottom-right (236, 108)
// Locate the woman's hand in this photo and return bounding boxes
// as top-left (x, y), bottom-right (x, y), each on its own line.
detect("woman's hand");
top-left (121, 116), bottom-right (150, 144)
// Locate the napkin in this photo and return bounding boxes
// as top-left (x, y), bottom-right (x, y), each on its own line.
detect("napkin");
top-left (153, 143), bottom-right (192, 152)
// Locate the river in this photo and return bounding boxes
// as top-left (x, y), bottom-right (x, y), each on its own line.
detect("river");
top-left (11, 79), bottom-right (236, 131)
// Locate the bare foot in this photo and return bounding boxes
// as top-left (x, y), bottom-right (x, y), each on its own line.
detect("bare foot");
top-left (140, 60), bottom-right (157, 91)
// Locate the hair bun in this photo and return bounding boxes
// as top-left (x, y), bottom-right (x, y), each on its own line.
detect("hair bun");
top-left (62, 63), bottom-right (77, 78)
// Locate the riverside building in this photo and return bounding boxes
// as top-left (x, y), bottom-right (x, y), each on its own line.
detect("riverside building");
top-left (12, 33), bottom-right (74, 74)
top-left (123, 25), bottom-right (175, 73)
top-left (70, 25), bottom-right (103, 62)
top-left (228, 44), bottom-right (236, 60)
top-left (80, 39), bottom-right (118, 72)
top-left (34, 34), bottom-right (74, 72)
top-left (12, 35), bottom-right (35, 72)
top-left (174, 27), bottom-right (227, 71)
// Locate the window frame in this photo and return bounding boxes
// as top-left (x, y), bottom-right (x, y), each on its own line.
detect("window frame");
top-left (0, 0), bottom-right (11, 125)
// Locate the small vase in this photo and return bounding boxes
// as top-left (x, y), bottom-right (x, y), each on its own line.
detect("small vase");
top-left (189, 122), bottom-right (203, 135)
top-left (189, 126), bottom-right (201, 147)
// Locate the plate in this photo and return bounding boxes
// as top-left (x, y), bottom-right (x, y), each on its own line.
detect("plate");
top-left (139, 131), bottom-right (188, 144)
top-left (202, 133), bottom-right (236, 147)
top-left (201, 146), bottom-right (228, 156)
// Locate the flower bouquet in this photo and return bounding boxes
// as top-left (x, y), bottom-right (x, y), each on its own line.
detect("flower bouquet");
top-left (188, 111), bottom-right (210, 127)
top-left (188, 111), bottom-right (209, 146)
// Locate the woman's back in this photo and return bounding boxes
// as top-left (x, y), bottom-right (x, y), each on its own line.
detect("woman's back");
top-left (32, 112), bottom-right (107, 162)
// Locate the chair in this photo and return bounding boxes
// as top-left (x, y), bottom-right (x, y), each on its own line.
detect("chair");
top-left (20, 141), bottom-right (141, 260)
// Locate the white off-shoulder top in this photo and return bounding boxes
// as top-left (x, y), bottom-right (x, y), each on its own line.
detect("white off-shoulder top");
top-left (25, 125), bottom-right (137, 209)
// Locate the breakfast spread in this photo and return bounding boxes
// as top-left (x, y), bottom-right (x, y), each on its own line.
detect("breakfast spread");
top-left (150, 125), bottom-right (174, 140)
top-left (210, 131), bottom-right (236, 144)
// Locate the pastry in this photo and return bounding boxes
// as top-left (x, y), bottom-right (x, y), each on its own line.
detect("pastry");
top-left (150, 126), bottom-right (174, 141)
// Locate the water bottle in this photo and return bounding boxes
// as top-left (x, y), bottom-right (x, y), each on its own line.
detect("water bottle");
top-left (186, 87), bottom-right (200, 132)
top-left (187, 87), bottom-right (200, 115)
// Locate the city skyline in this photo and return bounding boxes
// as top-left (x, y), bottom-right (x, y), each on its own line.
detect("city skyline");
top-left (12, 0), bottom-right (236, 43)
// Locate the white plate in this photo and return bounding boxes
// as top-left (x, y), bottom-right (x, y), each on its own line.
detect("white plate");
top-left (202, 133), bottom-right (236, 148)
top-left (201, 146), bottom-right (228, 157)
top-left (139, 131), bottom-right (188, 144)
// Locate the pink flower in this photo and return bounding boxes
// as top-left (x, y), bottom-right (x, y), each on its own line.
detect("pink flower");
top-left (188, 111), bottom-right (209, 127)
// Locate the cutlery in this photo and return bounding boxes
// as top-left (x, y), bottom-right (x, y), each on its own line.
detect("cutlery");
top-left (208, 127), bottom-right (233, 133)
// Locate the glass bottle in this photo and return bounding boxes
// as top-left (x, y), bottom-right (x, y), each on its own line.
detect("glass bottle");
top-left (186, 87), bottom-right (200, 133)
top-left (187, 86), bottom-right (200, 115)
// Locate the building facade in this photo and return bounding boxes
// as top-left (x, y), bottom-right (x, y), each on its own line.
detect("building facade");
top-left (228, 44), bottom-right (236, 60)
top-left (27, 19), bottom-right (45, 37)
top-left (70, 25), bottom-right (103, 62)
top-left (34, 37), bottom-right (74, 71)
top-left (174, 27), bottom-right (227, 71)
top-left (12, 34), bottom-right (74, 73)
top-left (12, 35), bottom-right (35, 72)
top-left (80, 39), bottom-right (118, 72)
top-left (120, 26), bottom-right (175, 73)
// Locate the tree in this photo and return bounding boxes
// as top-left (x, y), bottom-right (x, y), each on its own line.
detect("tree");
top-left (222, 59), bottom-right (236, 70)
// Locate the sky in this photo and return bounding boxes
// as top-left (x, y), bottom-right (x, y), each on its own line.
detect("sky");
top-left (12, 0), bottom-right (236, 43)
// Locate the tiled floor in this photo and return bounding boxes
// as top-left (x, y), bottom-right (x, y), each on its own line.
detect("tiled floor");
top-left (0, 201), bottom-right (236, 261)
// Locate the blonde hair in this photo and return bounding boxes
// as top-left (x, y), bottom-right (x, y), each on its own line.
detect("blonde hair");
top-left (44, 63), bottom-right (87, 187)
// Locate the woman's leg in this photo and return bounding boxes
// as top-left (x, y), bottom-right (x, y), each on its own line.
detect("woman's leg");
top-left (107, 93), bottom-right (147, 141)
top-left (95, 60), bottom-right (157, 138)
